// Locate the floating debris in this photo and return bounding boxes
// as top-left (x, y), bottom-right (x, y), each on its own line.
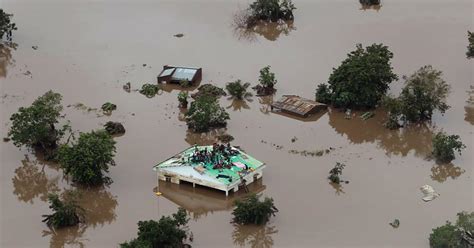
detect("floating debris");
top-left (3, 137), bottom-right (10, 142)
top-left (420, 185), bottom-right (440, 202)
top-left (291, 136), bottom-right (298, 143)
top-left (289, 149), bottom-right (325, 157)
top-left (32, 46), bottom-right (38, 50)
top-left (328, 162), bottom-right (346, 184)
top-left (389, 219), bottom-right (400, 228)
top-left (360, 111), bottom-right (374, 120)
top-left (68, 102), bottom-right (98, 113)
top-left (345, 109), bottom-right (352, 119)
top-left (123, 82), bottom-right (131, 93)
top-left (174, 33), bottom-right (184, 38)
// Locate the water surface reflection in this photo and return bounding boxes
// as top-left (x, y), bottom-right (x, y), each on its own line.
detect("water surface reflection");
top-left (232, 224), bottom-right (278, 248)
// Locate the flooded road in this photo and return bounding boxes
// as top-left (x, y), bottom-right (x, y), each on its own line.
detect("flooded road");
top-left (1, 0), bottom-right (472, 247)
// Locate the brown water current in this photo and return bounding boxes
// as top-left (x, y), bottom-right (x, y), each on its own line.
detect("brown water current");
top-left (1, 0), bottom-right (473, 247)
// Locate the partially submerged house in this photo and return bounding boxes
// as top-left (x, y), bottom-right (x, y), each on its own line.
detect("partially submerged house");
top-left (271, 95), bottom-right (327, 117)
top-left (157, 65), bottom-right (202, 85)
top-left (153, 145), bottom-right (265, 196)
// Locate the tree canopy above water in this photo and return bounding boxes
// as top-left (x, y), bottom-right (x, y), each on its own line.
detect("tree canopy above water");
top-left (316, 43), bottom-right (398, 109)
top-left (0, 9), bottom-right (17, 41)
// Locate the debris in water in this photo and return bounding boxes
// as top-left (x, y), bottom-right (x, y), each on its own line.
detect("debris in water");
top-left (142, 64), bottom-right (147, 67)
top-left (101, 102), bottom-right (117, 115)
top-left (123, 82), bottom-right (131, 92)
top-left (174, 33), bottom-right (184, 38)
top-left (32, 46), bottom-right (38, 50)
top-left (420, 185), bottom-right (440, 202)
top-left (390, 219), bottom-right (400, 228)
top-left (291, 136), bottom-right (298, 143)
top-left (3, 137), bottom-right (10, 142)
top-left (328, 162), bottom-right (346, 184)
top-left (360, 111), bottom-right (374, 120)
top-left (345, 109), bottom-right (352, 119)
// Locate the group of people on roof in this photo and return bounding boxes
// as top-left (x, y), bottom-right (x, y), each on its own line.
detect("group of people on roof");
top-left (190, 143), bottom-right (240, 170)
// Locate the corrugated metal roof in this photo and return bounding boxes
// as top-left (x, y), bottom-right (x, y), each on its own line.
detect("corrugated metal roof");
top-left (271, 95), bottom-right (326, 116)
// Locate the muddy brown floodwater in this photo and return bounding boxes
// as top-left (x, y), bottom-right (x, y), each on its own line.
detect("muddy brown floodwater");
top-left (1, 0), bottom-right (473, 247)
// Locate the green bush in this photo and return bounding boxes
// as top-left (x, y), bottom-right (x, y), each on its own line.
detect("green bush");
top-left (139, 84), bottom-right (160, 98)
top-left (58, 130), bottom-right (116, 186)
top-left (120, 208), bottom-right (190, 248)
top-left (42, 192), bottom-right (84, 229)
top-left (226, 80), bottom-right (252, 100)
top-left (191, 84), bottom-right (227, 99)
top-left (8, 91), bottom-right (70, 157)
top-left (232, 194), bottom-right (278, 225)
top-left (429, 212), bottom-right (474, 248)
top-left (185, 96), bottom-right (230, 132)
top-left (315, 83), bottom-right (332, 104)
top-left (467, 31), bottom-right (474, 58)
top-left (432, 132), bottom-right (466, 163)
top-left (104, 121), bottom-right (125, 135)
top-left (0, 9), bottom-right (17, 41)
top-left (325, 44), bottom-right (398, 108)
top-left (101, 102), bottom-right (117, 114)
top-left (177, 91), bottom-right (189, 108)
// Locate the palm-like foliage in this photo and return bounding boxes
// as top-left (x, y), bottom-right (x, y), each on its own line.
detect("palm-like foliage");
top-left (226, 80), bottom-right (252, 100)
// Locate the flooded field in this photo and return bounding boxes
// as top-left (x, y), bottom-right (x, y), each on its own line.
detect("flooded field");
top-left (1, 0), bottom-right (472, 247)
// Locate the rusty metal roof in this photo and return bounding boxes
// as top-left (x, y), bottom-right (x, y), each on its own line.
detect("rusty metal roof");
top-left (271, 95), bottom-right (327, 116)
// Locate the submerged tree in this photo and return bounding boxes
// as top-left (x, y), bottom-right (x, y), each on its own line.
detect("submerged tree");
top-left (249, 0), bottom-right (295, 22)
top-left (467, 31), bottom-right (474, 59)
top-left (191, 84), bottom-right (227, 99)
top-left (317, 43), bottom-right (398, 108)
top-left (384, 66), bottom-right (450, 126)
top-left (104, 121), bottom-right (125, 135)
top-left (120, 208), bottom-right (190, 248)
top-left (432, 132), bottom-right (466, 163)
top-left (315, 83), bottom-right (332, 104)
top-left (185, 95), bottom-right (230, 132)
top-left (58, 130), bottom-right (116, 186)
top-left (254, 66), bottom-right (277, 96)
top-left (0, 9), bottom-right (17, 41)
top-left (139, 84), bottom-right (160, 98)
top-left (42, 192), bottom-right (84, 229)
top-left (232, 194), bottom-right (278, 225)
top-left (429, 211), bottom-right (474, 248)
top-left (8, 91), bottom-right (70, 158)
top-left (226, 80), bottom-right (252, 100)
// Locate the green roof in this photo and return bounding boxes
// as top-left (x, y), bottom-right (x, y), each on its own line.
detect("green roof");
top-left (154, 146), bottom-right (264, 186)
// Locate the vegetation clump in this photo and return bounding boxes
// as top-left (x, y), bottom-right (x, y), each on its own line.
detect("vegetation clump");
top-left (42, 192), bottom-right (84, 229)
top-left (383, 65), bottom-right (450, 127)
top-left (234, 0), bottom-right (295, 32)
top-left (226, 80), bottom-right (252, 100)
top-left (217, 134), bottom-right (234, 143)
top-left (253, 66), bottom-right (277, 96)
top-left (104, 121), bottom-right (125, 135)
top-left (328, 162), bottom-right (346, 184)
top-left (429, 211), bottom-right (474, 248)
top-left (467, 31), bottom-right (474, 59)
top-left (8, 91), bottom-right (70, 158)
top-left (58, 130), bottom-right (116, 186)
top-left (432, 132), bottom-right (466, 163)
top-left (101, 102), bottom-right (117, 115)
top-left (120, 208), bottom-right (190, 248)
top-left (359, 0), bottom-right (381, 6)
top-left (232, 194), bottom-right (278, 225)
top-left (177, 91), bottom-right (189, 108)
top-left (316, 44), bottom-right (398, 108)
top-left (139, 83), bottom-right (160, 98)
top-left (191, 84), bottom-right (227, 99)
top-left (0, 9), bottom-right (17, 41)
top-left (185, 96), bottom-right (230, 132)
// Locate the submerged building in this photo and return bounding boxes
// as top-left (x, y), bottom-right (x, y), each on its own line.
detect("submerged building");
top-left (271, 95), bottom-right (327, 117)
top-left (154, 145), bottom-right (265, 196)
top-left (157, 65), bottom-right (202, 85)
